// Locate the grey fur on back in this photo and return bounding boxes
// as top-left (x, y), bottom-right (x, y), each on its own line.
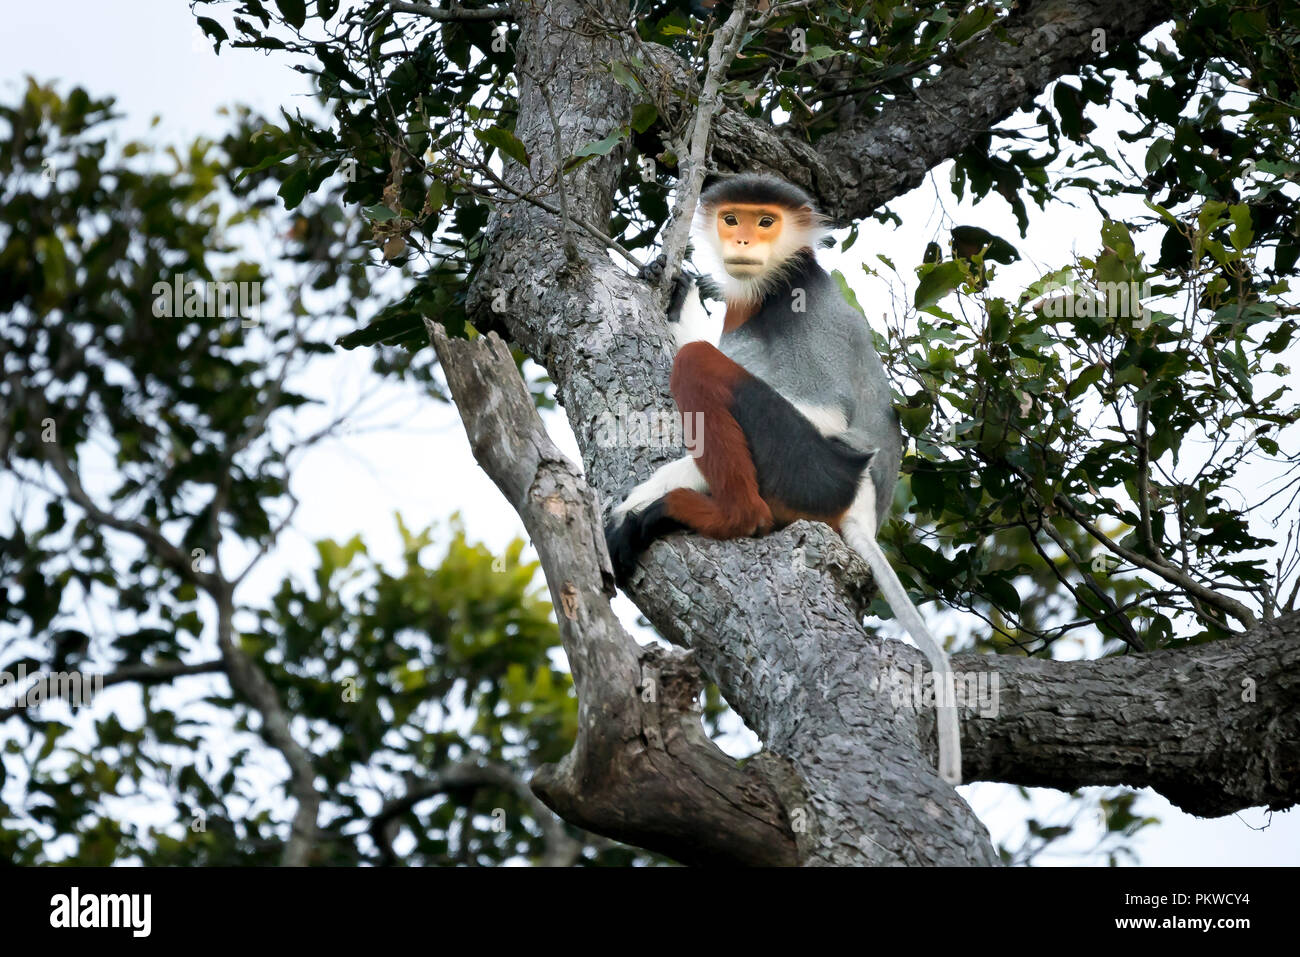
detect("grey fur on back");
top-left (718, 253), bottom-right (903, 529)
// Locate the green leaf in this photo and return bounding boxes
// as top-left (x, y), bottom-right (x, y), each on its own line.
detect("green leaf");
top-left (831, 269), bottom-right (865, 315)
top-left (609, 61), bottom-right (643, 94)
top-left (899, 399), bottom-right (933, 437)
top-left (1143, 199), bottom-right (1178, 225)
top-left (315, 44), bottom-right (364, 88)
top-left (1197, 200), bottom-right (1228, 232)
top-left (426, 181), bottom-right (446, 211)
top-left (796, 44), bottom-right (838, 66)
top-left (914, 261), bottom-right (965, 310)
top-left (980, 575), bottom-right (1021, 614)
top-left (1066, 362), bottom-right (1105, 400)
top-left (1053, 82), bottom-right (1086, 139)
top-left (1229, 204), bottom-right (1253, 251)
top-left (337, 311), bottom-right (424, 349)
top-left (911, 467), bottom-right (945, 513)
top-left (630, 103), bottom-right (658, 134)
top-left (950, 5), bottom-right (997, 44)
top-left (1100, 219), bottom-right (1133, 254)
top-left (951, 225), bottom-right (1020, 263)
top-left (474, 127), bottom-right (530, 168)
top-left (1144, 138), bottom-right (1171, 175)
top-left (233, 148), bottom-right (296, 184)
top-left (987, 298), bottom-right (1010, 341)
top-left (571, 128), bottom-right (626, 159)
top-left (1228, 9), bottom-right (1268, 39)
top-left (196, 17), bottom-right (229, 51)
top-left (278, 167), bottom-right (309, 210)
top-left (275, 0), bottom-right (307, 29)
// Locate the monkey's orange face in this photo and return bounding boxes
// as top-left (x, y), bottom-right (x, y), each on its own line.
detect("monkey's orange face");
top-left (714, 205), bottom-right (785, 277)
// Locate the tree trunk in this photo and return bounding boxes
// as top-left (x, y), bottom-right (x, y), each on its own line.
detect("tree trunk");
top-left (429, 0), bottom-right (1298, 865)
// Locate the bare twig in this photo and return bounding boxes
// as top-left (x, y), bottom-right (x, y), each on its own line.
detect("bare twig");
top-left (213, 581), bottom-right (321, 867)
top-left (471, 161), bottom-right (640, 266)
top-left (368, 758), bottom-right (583, 866)
top-left (655, 0), bottom-right (753, 298)
top-left (539, 83), bottom-right (579, 262)
top-left (232, 491), bottom-right (301, 587)
top-left (1135, 399), bottom-right (1161, 560)
top-left (1051, 490), bottom-right (1258, 630)
top-left (1037, 516), bottom-right (1147, 653)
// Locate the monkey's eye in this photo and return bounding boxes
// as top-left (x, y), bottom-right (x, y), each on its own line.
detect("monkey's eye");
top-left (758, 216), bottom-right (775, 228)
top-left (723, 214), bottom-right (739, 226)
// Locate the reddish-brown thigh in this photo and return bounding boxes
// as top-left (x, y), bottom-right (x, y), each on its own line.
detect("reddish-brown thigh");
top-left (667, 342), bottom-right (772, 538)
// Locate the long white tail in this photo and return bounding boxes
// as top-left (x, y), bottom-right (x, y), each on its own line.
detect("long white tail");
top-left (842, 525), bottom-right (962, 786)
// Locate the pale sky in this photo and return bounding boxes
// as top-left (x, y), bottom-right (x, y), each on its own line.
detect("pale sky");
top-left (1, 0), bottom-right (1296, 866)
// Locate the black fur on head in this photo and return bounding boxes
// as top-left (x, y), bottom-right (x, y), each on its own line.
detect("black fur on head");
top-left (699, 173), bottom-right (818, 214)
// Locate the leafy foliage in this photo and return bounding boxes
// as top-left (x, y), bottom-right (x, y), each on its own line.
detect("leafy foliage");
top-left (7, 0), bottom-right (1300, 864)
top-left (0, 81), bottom-right (647, 864)
top-left (868, 2), bottom-right (1300, 654)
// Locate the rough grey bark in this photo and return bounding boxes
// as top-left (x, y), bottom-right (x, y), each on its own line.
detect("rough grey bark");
top-left (631, 525), bottom-right (997, 864)
top-left (430, 324), bottom-right (797, 865)
top-left (960, 612), bottom-right (1300, 816)
top-left (458, 0), bottom-right (1002, 865)
top-left (433, 0), bottom-right (1297, 865)
top-left (813, 0), bottom-right (1177, 221)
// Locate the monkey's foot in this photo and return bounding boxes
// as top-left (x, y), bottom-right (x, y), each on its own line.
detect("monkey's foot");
top-left (605, 500), bottom-right (682, 586)
top-left (736, 498), bottom-right (774, 538)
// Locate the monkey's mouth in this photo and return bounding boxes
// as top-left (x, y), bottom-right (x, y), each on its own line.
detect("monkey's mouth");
top-left (724, 258), bottom-right (762, 266)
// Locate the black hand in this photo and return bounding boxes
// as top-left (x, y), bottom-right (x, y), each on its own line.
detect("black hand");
top-left (639, 253), bottom-right (668, 284)
top-left (640, 253), bottom-right (694, 322)
top-left (666, 271), bottom-right (693, 322)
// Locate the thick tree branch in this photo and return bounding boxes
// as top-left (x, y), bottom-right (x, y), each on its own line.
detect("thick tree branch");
top-left (813, 0), bottom-right (1177, 220)
top-left (467, 0), bottom-right (998, 865)
top-left (459, 0), bottom-right (1294, 864)
top-left (961, 612), bottom-right (1300, 816)
top-left (701, 0), bottom-right (1177, 221)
